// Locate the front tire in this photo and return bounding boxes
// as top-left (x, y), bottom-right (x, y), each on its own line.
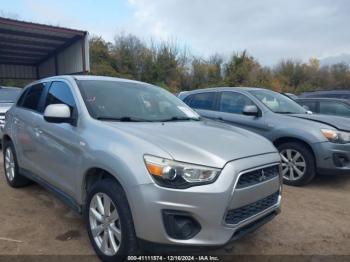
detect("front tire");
top-left (278, 142), bottom-right (316, 186)
top-left (3, 140), bottom-right (31, 188)
top-left (85, 178), bottom-right (138, 261)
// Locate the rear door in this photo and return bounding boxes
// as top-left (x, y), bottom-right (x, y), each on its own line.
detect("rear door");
top-left (13, 83), bottom-right (47, 175)
top-left (34, 81), bottom-right (81, 196)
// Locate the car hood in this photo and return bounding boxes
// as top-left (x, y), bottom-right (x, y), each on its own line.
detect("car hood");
top-left (104, 120), bottom-right (277, 168)
top-left (289, 114), bottom-right (350, 132)
top-left (0, 103), bottom-right (13, 114)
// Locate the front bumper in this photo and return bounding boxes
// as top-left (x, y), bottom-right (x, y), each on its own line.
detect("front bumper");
top-left (313, 141), bottom-right (350, 175)
top-left (128, 153), bottom-right (282, 246)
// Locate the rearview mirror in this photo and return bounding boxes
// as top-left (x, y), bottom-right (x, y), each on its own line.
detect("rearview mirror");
top-left (44, 104), bottom-right (71, 124)
top-left (243, 105), bottom-right (260, 117)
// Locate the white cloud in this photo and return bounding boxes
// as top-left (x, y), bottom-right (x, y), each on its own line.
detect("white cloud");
top-left (123, 0), bottom-right (350, 65)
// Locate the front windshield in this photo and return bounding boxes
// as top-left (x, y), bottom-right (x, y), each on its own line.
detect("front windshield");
top-left (0, 89), bottom-right (21, 103)
top-left (249, 89), bottom-right (306, 114)
top-left (77, 80), bottom-right (200, 122)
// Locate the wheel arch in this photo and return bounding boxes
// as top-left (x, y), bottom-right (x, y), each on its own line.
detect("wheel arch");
top-left (2, 134), bottom-right (12, 145)
top-left (81, 167), bottom-right (126, 206)
top-left (273, 136), bottom-right (316, 165)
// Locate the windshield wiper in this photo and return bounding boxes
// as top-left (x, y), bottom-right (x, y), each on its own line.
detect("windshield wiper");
top-left (274, 111), bottom-right (295, 114)
top-left (160, 116), bottom-right (201, 122)
top-left (96, 116), bottom-right (145, 122)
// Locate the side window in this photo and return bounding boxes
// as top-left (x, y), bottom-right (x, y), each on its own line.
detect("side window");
top-left (299, 100), bottom-right (317, 112)
top-left (21, 83), bottom-right (45, 112)
top-left (45, 81), bottom-right (76, 112)
top-left (319, 102), bottom-right (350, 117)
top-left (219, 92), bottom-right (254, 114)
top-left (16, 89), bottom-right (28, 107)
top-left (183, 95), bottom-right (193, 105)
top-left (343, 94), bottom-right (350, 100)
top-left (189, 92), bottom-right (216, 110)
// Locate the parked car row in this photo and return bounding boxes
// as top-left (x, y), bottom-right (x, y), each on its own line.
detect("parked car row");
top-left (1, 77), bottom-right (349, 261)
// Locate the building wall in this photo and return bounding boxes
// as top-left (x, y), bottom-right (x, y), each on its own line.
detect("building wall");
top-left (0, 64), bottom-right (36, 79)
top-left (0, 34), bottom-right (89, 80)
top-left (38, 56), bottom-right (55, 78)
top-left (38, 35), bottom-right (89, 78)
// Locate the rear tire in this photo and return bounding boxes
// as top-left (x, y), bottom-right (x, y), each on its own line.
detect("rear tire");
top-left (3, 140), bottom-right (31, 188)
top-left (277, 142), bottom-right (316, 186)
top-left (85, 178), bottom-right (139, 261)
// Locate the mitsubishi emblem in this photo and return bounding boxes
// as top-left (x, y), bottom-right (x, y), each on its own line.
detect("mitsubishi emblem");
top-left (259, 170), bottom-right (267, 182)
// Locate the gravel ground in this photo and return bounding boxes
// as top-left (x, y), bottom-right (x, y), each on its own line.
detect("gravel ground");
top-left (0, 152), bottom-right (349, 260)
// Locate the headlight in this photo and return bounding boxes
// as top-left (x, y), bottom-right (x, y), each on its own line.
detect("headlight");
top-left (144, 155), bottom-right (221, 189)
top-left (321, 129), bottom-right (350, 144)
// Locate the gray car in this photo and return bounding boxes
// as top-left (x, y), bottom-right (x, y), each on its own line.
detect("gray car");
top-left (180, 87), bottom-right (350, 186)
top-left (3, 76), bottom-right (281, 260)
top-left (0, 86), bottom-right (22, 139)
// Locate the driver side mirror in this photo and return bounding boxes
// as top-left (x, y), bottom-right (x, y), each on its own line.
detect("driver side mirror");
top-left (44, 104), bottom-right (72, 124)
top-left (243, 105), bottom-right (260, 117)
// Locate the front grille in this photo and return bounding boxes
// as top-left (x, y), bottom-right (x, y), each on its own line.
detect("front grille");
top-left (236, 165), bottom-right (279, 189)
top-left (225, 191), bottom-right (279, 225)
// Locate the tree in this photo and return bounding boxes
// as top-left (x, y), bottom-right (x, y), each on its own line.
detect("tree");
top-left (224, 51), bottom-right (261, 87)
top-left (89, 36), bottom-right (117, 76)
top-left (87, 34), bottom-right (350, 94)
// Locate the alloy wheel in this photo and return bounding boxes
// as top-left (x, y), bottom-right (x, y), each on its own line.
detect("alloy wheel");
top-left (89, 193), bottom-right (122, 256)
top-left (4, 147), bottom-right (15, 181)
top-left (280, 149), bottom-right (306, 181)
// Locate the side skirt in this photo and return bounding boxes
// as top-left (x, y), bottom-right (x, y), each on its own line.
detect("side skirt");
top-left (19, 168), bottom-right (82, 214)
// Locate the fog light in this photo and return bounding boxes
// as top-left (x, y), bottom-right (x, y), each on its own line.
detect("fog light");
top-left (333, 153), bottom-right (349, 167)
top-left (162, 210), bottom-right (201, 240)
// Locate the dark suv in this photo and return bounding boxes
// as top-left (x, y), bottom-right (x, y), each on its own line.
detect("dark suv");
top-left (296, 98), bottom-right (350, 118)
top-left (300, 90), bottom-right (350, 101)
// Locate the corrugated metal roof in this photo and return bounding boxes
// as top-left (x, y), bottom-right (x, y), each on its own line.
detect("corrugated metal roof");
top-left (0, 17), bottom-right (87, 67)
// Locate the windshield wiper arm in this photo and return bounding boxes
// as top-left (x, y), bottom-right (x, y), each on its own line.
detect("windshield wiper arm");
top-left (160, 116), bottom-right (201, 122)
top-left (96, 116), bottom-right (145, 122)
top-left (274, 111), bottom-right (295, 114)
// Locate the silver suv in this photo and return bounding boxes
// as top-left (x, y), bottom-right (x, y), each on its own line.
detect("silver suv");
top-left (3, 76), bottom-right (281, 260)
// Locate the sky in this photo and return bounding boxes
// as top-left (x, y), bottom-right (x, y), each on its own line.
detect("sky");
top-left (1, 0), bottom-right (350, 65)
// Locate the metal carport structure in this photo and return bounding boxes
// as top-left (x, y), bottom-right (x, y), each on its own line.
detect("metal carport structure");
top-left (0, 17), bottom-right (90, 80)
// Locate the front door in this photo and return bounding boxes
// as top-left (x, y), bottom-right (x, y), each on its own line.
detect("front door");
top-left (34, 81), bottom-right (82, 197)
top-left (214, 91), bottom-right (270, 136)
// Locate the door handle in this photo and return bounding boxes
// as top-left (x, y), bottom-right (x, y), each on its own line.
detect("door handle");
top-left (216, 117), bottom-right (223, 121)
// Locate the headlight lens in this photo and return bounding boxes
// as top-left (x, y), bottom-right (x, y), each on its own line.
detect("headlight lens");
top-left (321, 129), bottom-right (350, 144)
top-left (144, 155), bottom-right (221, 188)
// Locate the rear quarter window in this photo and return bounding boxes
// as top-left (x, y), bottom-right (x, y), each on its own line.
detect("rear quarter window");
top-left (19, 83), bottom-right (46, 113)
